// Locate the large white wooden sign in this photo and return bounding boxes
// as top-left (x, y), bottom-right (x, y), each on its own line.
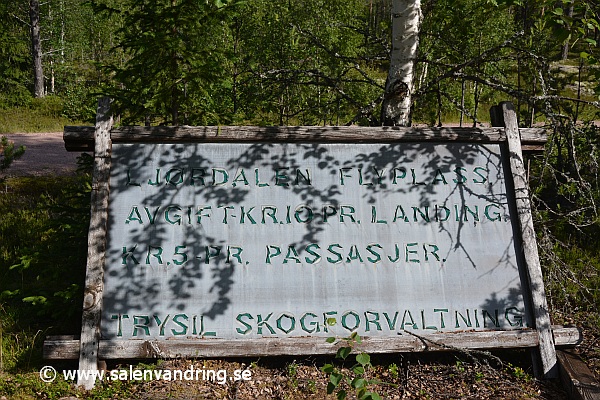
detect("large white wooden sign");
top-left (48, 102), bottom-right (585, 390)
top-left (103, 142), bottom-right (529, 340)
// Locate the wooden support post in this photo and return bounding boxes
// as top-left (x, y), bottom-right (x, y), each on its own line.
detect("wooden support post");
top-left (557, 349), bottom-right (600, 400)
top-left (77, 97), bottom-right (113, 389)
top-left (498, 101), bottom-right (557, 379)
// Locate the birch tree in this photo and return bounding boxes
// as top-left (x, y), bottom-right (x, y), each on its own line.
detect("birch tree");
top-left (381, 0), bottom-right (422, 126)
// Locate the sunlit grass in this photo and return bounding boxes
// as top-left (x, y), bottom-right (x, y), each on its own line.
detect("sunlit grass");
top-left (0, 97), bottom-right (84, 134)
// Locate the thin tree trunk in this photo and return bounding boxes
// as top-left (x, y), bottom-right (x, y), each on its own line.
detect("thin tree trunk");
top-left (473, 80), bottom-right (480, 127)
top-left (436, 81), bottom-right (442, 127)
top-left (460, 80), bottom-right (465, 127)
top-left (381, 0), bottom-right (422, 126)
top-left (170, 0), bottom-right (179, 125)
top-left (517, 56), bottom-right (521, 120)
top-left (529, 77), bottom-right (536, 127)
top-left (30, 0), bottom-right (44, 98)
top-left (473, 32), bottom-right (482, 127)
top-left (50, 60), bottom-right (55, 94)
top-left (561, 4), bottom-right (574, 60)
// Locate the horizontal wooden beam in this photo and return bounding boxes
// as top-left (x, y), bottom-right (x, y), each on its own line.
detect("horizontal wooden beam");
top-left (63, 126), bottom-right (548, 152)
top-left (44, 326), bottom-right (581, 360)
top-left (557, 349), bottom-right (600, 400)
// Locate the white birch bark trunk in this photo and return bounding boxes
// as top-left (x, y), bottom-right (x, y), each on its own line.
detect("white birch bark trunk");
top-left (381, 0), bottom-right (422, 126)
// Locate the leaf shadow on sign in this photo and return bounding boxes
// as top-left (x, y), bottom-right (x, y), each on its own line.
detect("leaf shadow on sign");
top-left (479, 285), bottom-right (532, 330)
top-left (349, 142), bottom-right (512, 270)
top-left (100, 138), bottom-right (531, 339)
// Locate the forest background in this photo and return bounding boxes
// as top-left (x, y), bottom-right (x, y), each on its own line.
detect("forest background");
top-left (0, 0), bottom-right (599, 398)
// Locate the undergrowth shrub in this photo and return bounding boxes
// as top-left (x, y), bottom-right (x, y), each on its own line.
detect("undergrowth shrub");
top-left (0, 154), bottom-right (92, 370)
top-left (531, 121), bottom-right (600, 344)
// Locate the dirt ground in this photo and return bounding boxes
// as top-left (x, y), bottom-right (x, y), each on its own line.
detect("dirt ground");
top-left (87, 353), bottom-right (571, 399)
top-left (2, 132), bottom-right (82, 177)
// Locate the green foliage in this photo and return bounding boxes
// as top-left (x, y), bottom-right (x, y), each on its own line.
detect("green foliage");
top-left (0, 156), bottom-right (92, 370)
top-left (0, 365), bottom-right (144, 399)
top-left (414, 0), bottom-right (517, 125)
top-left (0, 97), bottom-right (80, 133)
top-left (321, 333), bottom-right (389, 400)
top-left (0, 1), bottom-right (32, 109)
top-left (509, 364), bottom-right (532, 381)
top-left (60, 82), bottom-right (98, 123)
top-left (2, 0), bottom-right (595, 127)
top-left (47, 1), bottom-right (122, 123)
top-left (387, 363), bottom-right (399, 379)
top-left (92, 0), bottom-right (241, 125)
top-left (0, 369), bottom-right (73, 399)
top-left (227, 0), bottom-right (379, 126)
top-left (88, 0), bottom-right (381, 126)
top-left (0, 136), bottom-right (26, 173)
top-left (531, 119), bottom-right (600, 351)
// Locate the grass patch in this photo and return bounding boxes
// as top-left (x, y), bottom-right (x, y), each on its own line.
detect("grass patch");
top-left (0, 167), bottom-right (92, 373)
top-left (0, 97), bottom-right (84, 134)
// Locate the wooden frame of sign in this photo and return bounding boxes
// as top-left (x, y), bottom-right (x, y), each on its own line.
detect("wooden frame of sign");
top-left (47, 100), bottom-right (582, 389)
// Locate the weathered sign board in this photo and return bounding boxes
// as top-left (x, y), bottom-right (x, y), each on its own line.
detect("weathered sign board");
top-left (47, 100), bottom-right (582, 389)
top-left (106, 141), bottom-right (522, 340)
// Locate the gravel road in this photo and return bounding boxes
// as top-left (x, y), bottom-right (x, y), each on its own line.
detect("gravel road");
top-left (2, 132), bottom-right (83, 176)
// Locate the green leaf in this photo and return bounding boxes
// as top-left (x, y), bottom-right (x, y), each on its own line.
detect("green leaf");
top-left (22, 295), bottom-right (47, 305)
top-left (326, 317), bottom-right (337, 326)
top-left (587, 19), bottom-right (600, 29)
top-left (1, 289), bottom-right (20, 298)
top-left (357, 387), bottom-right (367, 398)
top-left (356, 353), bottom-right (370, 366)
top-left (353, 365), bottom-right (365, 375)
top-left (336, 390), bottom-right (347, 400)
top-left (327, 382), bottom-right (336, 395)
top-left (363, 392), bottom-right (383, 400)
top-left (321, 364), bottom-right (334, 373)
top-left (326, 336), bottom-right (336, 343)
top-left (553, 7), bottom-right (564, 16)
top-left (554, 27), bottom-right (571, 43)
top-left (330, 372), bottom-right (343, 387)
top-left (336, 346), bottom-right (352, 360)
top-left (351, 377), bottom-right (367, 389)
